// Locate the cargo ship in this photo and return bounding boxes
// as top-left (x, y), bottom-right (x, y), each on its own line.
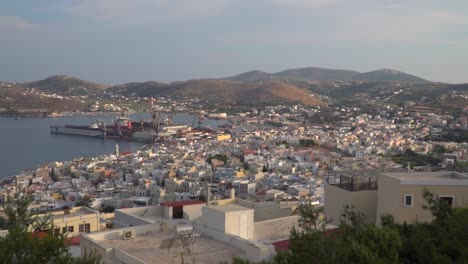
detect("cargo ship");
top-left (50, 124), bottom-right (105, 137)
top-left (50, 98), bottom-right (188, 143)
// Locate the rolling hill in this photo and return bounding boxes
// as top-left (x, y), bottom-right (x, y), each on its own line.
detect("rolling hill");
top-left (225, 67), bottom-right (430, 83)
top-left (273, 67), bottom-right (359, 81)
top-left (107, 79), bottom-right (324, 106)
top-left (106, 81), bottom-right (167, 96)
top-left (0, 85), bottom-right (85, 112)
top-left (23, 75), bottom-right (109, 96)
top-left (353, 69), bottom-right (430, 83)
top-left (225, 70), bottom-right (272, 82)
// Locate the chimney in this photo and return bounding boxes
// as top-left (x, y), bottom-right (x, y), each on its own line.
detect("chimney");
top-left (230, 188), bottom-right (236, 199)
top-left (206, 185), bottom-right (211, 206)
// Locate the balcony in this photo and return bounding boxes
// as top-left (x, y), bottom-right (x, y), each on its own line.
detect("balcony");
top-left (329, 174), bottom-right (378, 192)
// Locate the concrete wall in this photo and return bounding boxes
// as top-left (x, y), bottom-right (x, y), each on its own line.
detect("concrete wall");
top-left (81, 224), bottom-right (179, 264)
top-left (183, 204), bottom-right (204, 221)
top-left (324, 184), bottom-right (378, 225)
top-left (192, 222), bottom-right (275, 263)
top-left (225, 210), bottom-right (254, 240)
top-left (253, 202), bottom-right (293, 222)
top-left (114, 206), bottom-right (162, 228)
top-left (211, 198), bottom-right (236, 206)
top-left (113, 248), bottom-right (145, 264)
top-left (201, 207), bottom-right (225, 233)
top-left (80, 234), bottom-right (113, 263)
top-left (376, 174), bottom-right (468, 225)
top-left (254, 215), bottom-right (299, 241)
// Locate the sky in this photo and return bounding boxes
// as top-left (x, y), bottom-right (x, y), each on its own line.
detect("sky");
top-left (1, 0), bottom-right (468, 84)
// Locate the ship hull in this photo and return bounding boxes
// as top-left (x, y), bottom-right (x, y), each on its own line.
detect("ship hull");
top-left (50, 126), bottom-right (105, 137)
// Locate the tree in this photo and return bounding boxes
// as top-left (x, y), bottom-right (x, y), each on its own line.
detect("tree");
top-left (228, 191), bottom-right (468, 264)
top-left (432, 145), bottom-right (447, 155)
top-left (75, 195), bottom-right (92, 208)
top-left (102, 206), bottom-right (115, 213)
top-left (397, 190), bottom-right (468, 263)
top-left (280, 205), bottom-right (401, 264)
top-left (422, 189), bottom-right (452, 221)
top-left (0, 216), bottom-right (7, 230)
top-left (0, 192), bottom-right (100, 263)
top-left (297, 204), bottom-right (328, 233)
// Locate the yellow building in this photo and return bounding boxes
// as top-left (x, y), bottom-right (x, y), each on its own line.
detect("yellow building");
top-left (325, 172), bottom-right (468, 226)
top-left (236, 168), bottom-right (246, 178)
top-left (216, 134), bottom-right (231, 141)
top-left (51, 192), bottom-right (63, 200)
top-left (36, 207), bottom-right (101, 237)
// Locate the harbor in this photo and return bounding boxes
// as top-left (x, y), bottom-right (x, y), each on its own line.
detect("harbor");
top-left (0, 113), bottom-right (228, 179)
top-left (49, 99), bottom-right (213, 143)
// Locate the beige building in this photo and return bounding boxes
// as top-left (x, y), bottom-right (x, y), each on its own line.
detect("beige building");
top-left (325, 172), bottom-right (468, 226)
top-left (376, 172), bottom-right (468, 225)
top-left (325, 174), bottom-right (378, 225)
top-left (80, 194), bottom-right (303, 263)
top-left (36, 207), bottom-right (101, 237)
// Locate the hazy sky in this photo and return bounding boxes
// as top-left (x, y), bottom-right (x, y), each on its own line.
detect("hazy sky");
top-left (1, 0), bottom-right (468, 84)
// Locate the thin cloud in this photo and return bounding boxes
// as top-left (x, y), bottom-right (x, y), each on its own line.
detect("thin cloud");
top-left (215, 4), bottom-right (468, 46)
top-left (270, 0), bottom-right (338, 8)
top-left (65, 0), bottom-right (232, 24)
top-left (0, 16), bottom-right (37, 30)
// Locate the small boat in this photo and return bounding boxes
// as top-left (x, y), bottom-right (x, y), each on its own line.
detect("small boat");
top-left (14, 117), bottom-right (21, 120)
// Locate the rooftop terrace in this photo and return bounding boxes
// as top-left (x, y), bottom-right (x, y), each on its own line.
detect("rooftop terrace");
top-left (82, 224), bottom-right (248, 264)
top-left (383, 172), bottom-right (468, 186)
top-left (329, 174), bottom-right (378, 192)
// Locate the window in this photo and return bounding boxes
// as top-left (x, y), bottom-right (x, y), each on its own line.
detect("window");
top-left (439, 196), bottom-right (454, 208)
top-left (62, 227), bottom-right (67, 234)
top-left (79, 223), bottom-right (90, 233)
top-left (404, 194), bottom-right (413, 207)
top-left (67, 226), bottom-right (74, 233)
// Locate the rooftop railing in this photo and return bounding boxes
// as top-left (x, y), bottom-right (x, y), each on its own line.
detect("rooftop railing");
top-left (329, 174), bottom-right (378, 192)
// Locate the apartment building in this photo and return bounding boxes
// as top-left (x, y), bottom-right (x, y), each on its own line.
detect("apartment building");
top-left (35, 206), bottom-right (101, 237)
top-left (325, 172), bottom-right (468, 226)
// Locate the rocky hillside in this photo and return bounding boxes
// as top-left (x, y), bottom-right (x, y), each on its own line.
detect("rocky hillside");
top-left (23, 75), bottom-right (108, 96)
top-left (108, 79), bottom-right (324, 106)
top-left (225, 67), bottom-right (430, 83)
top-left (353, 69), bottom-right (430, 83)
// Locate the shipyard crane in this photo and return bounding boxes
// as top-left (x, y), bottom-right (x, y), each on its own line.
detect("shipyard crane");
top-left (191, 111), bottom-right (205, 128)
top-left (149, 97), bottom-right (160, 133)
top-left (166, 105), bottom-right (176, 125)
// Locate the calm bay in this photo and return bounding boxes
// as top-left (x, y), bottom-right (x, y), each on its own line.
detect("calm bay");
top-left (0, 113), bottom-right (227, 178)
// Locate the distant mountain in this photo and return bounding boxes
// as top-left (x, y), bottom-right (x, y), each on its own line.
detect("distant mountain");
top-left (0, 85), bottom-right (85, 112)
top-left (24, 75), bottom-right (108, 96)
top-left (226, 67), bottom-right (359, 82)
top-left (106, 81), bottom-right (167, 96)
top-left (225, 70), bottom-right (272, 82)
top-left (353, 69), bottom-right (430, 83)
top-left (273, 67), bottom-right (359, 81)
top-left (109, 79), bottom-right (324, 106)
top-left (225, 67), bottom-right (430, 83)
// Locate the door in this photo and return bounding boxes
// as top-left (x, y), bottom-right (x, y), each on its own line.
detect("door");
top-left (173, 206), bottom-right (183, 219)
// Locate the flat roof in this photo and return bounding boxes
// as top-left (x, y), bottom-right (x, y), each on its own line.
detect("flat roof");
top-left (50, 207), bottom-right (96, 218)
top-left (383, 172), bottom-right (468, 186)
top-left (93, 228), bottom-right (244, 264)
top-left (208, 204), bottom-right (253, 213)
top-left (163, 200), bottom-right (205, 207)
